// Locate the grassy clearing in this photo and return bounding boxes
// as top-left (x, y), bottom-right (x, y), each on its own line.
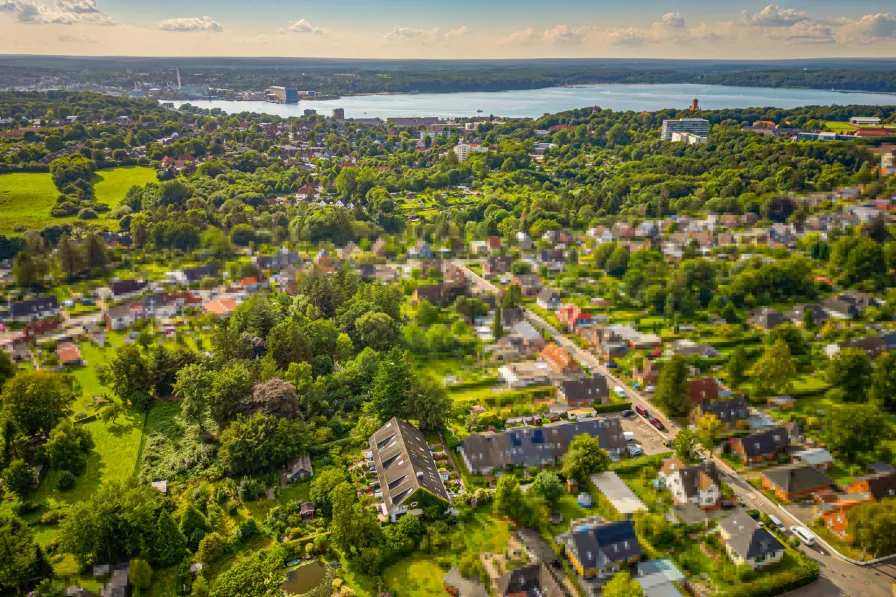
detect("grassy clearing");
top-left (0, 166), bottom-right (156, 234)
top-left (93, 166), bottom-right (157, 207)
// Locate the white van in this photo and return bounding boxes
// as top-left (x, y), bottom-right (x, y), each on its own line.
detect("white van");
top-left (790, 526), bottom-right (816, 546)
top-left (768, 515), bottom-right (786, 533)
top-left (613, 385), bottom-right (626, 397)
top-left (623, 432), bottom-right (635, 442)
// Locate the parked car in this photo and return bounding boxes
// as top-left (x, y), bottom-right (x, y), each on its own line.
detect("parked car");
top-left (613, 385), bottom-right (626, 397)
top-left (644, 385), bottom-right (656, 393)
top-left (621, 409), bottom-right (635, 418)
top-left (635, 405), bottom-right (649, 417)
top-left (790, 526), bottom-right (816, 546)
top-left (650, 417), bottom-right (665, 431)
top-left (739, 500), bottom-right (747, 508)
top-left (606, 361), bottom-right (618, 368)
top-left (627, 444), bottom-right (643, 457)
top-left (721, 499), bottom-right (737, 510)
top-left (768, 515), bottom-right (787, 534)
top-left (661, 437), bottom-right (671, 448)
top-left (623, 432), bottom-right (635, 442)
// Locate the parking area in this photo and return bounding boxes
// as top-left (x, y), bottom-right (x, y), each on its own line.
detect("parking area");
top-left (606, 412), bottom-right (670, 456)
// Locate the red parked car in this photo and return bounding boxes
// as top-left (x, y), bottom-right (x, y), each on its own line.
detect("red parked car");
top-left (635, 405), bottom-right (649, 418)
top-left (650, 417), bottom-right (666, 431)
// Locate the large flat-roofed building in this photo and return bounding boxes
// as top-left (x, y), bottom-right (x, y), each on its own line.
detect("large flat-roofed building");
top-left (661, 118), bottom-right (710, 141)
top-left (266, 87), bottom-right (299, 104)
top-left (850, 116), bottom-right (881, 126)
top-left (368, 418), bottom-right (450, 522)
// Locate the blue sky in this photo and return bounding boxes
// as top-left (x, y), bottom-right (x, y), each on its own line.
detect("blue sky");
top-left (2, 1), bottom-right (896, 58)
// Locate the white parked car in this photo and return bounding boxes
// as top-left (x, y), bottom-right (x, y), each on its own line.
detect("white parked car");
top-left (613, 385), bottom-right (626, 397)
top-left (790, 526), bottom-right (816, 546)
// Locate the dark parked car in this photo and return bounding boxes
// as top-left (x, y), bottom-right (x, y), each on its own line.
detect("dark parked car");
top-left (635, 405), bottom-right (649, 418)
top-left (621, 409), bottom-right (635, 418)
top-left (650, 417), bottom-right (665, 431)
top-left (721, 499), bottom-right (737, 510)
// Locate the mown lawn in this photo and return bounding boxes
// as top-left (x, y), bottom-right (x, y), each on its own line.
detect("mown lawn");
top-left (0, 166), bottom-right (156, 234)
top-left (93, 166), bottom-right (157, 207)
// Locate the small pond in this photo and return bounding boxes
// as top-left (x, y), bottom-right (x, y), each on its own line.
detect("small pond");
top-left (280, 560), bottom-right (328, 595)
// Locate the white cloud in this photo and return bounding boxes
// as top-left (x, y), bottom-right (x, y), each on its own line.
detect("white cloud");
top-left (159, 16), bottom-right (222, 32)
top-left (606, 27), bottom-right (649, 46)
top-left (660, 12), bottom-right (686, 29)
top-left (500, 27), bottom-right (537, 46)
top-left (542, 24), bottom-right (590, 45)
top-left (837, 13), bottom-right (896, 43)
top-left (0, 0), bottom-right (113, 25)
top-left (278, 18), bottom-right (323, 35)
top-left (741, 4), bottom-right (810, 27)
top-left (384, 25), bottom-right (470, 43)
top-left (766, 21), bottom-right (835, 44)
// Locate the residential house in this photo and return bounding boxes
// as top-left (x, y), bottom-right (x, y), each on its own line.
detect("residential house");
top-left (791, 448), bottom-right (834, 472)
top-left (588, 225), bottom-right (614, 244)
top-left (689, 396), bottom-right (750, 429)
top-left (486, 236), bottom-right (502, 252)
top-left (824, 473), bottom-right (896, 540)
top-left (541, 343), bottom-right (577, 374)
top-left (747, 307), bottom-right (786, 330)
top-left (442, 263), bottom-right (467, 285)
top-left (371, 237), bottom-right (387, 257)
top-left (254, 249), bottom-right (302, 272)
top-left (730, 427), bottom-right (791, 465)
top-left (688, 378), bottom-right (720, 407)
top-left (536, 288), bottom-right (561, 311)
top-left (493, 563), bottom-right (566, 597)
top-left (559, 519), bottom-right (643, 579)
top-left (717, 512), bottom-right (785, 569)
top-left (469, 240), bottom-right (488, 256)
top-left (313, 249), bottom-right (334, 267)
top-left (286, 453), bottom-right (313, 481)
top-left (104, 304), bottom-right (143, 331)
top-left (202, 297), bottom-right (238, 318)
top-left (557, 375), bottom-right (610, 407)
top-left (460, 418), bottom-right (627, 473)
top-left (824, 335), bottom-right (889, 359)
top-left (603, 324), bottom-right (661, 350)
top-left (516, 232), bottom-right (534, 250)
top-left (784, 304), bottom-right (830, 327)
top-left (658, 457), bottom-right (722, 511)
top-left (511, 320), bottom-right (545, 351)
top-left (408, 240), bottom-right (434, 259)
top-left (483, 255), bottom-right (514, 277)
top-left (633, 358), bottom-right (661, 387)
top-left (536, 248), bottom-right (565, 271)
top-left (612, 222), bottom-right (637, 240)
top-left (56, 342), bottom-right (83, 367)
top-left (498, 361), bottom-right (552, 389)
top-left (761, 464), bottom-right (833, 501)
top-left (668, 339), bottom-right (719, 358)
top-left (502, 307), bottom-right (526, 328)
top-left (368, 418), bottom-right (451, 523)
top-left (822, 291), bottom-right (876, 320)
top-left (558, 304), bottom-right (592, 332)
top-left (8, 296), bottom-right (60, 323)
top-left (110, 279), bottom-right (147, 301)
top-left (511, 274), bottom-right (543, 297)
top-left (581, 326), bottom-right (629, 361)
top-left (299, 502), bottom-right (315, 520)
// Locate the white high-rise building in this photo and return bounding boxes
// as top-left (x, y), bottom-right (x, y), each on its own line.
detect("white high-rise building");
top-left (662, 118), bottom-right (710, 141)
top-left (453, 143), bottom-right (487, 162)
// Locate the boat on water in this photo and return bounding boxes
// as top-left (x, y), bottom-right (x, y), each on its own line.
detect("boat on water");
top-left (476, 109), bottom-right (484, 113)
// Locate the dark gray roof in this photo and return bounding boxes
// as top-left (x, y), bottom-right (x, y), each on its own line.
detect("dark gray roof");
top-left (566, 520), bottom-right (642, 569)
top-left (461, 418), bottom-right (627, 473)
top-left (183, 263), bottom-right (217, 282)
top-left (700, 397), bottom-right (750, 425)
top-left (111, 279), bottom-right (146, 297)
top-left (10, 295), bottom-right (58, 318)
top-left (559, 375), bottom-right (609, 404)
top-left (368, 418), bottom-right (449, 514)
top-left (762, 464), bottom-right (832, 494)
top-left (502, 306), bottom-right (525, 327)
top-left (821, 297), bottom-right (859, 318)
top-left (672, 461), bottom-right (721, 500)
top-left (748, 307), bottom-right (786, 329)
top-left (718, 513), bottom-right (784, 561)
top-left (737, 426), bottom-right (790, 458)
top-left (784, 304), bottom-right (830, 325)
top-left (494, 563), bottom-right (566, 597)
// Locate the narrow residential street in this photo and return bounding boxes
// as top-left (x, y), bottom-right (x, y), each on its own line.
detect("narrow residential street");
top-left (457, 262), bottom-right (896, 597)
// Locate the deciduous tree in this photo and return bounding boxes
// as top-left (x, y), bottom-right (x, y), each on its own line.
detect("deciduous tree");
top-left (562, 433), bottom-right (611, 483)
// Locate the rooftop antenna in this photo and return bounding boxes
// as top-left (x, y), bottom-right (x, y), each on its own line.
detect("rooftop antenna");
top-left (176, 67), bottom-right (182, 90)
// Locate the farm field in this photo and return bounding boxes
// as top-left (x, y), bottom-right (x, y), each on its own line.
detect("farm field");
top-left (0, 166), bottom-right (156, 234)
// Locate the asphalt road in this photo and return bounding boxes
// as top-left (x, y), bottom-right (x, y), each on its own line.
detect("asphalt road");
top-left (458, 262), bottom-right (896, 597)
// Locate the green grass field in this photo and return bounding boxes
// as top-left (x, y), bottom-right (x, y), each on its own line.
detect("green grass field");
top-left (0, 166), bottom-right (156, 234)
top-left (824, 121), bottom-right (858, 133)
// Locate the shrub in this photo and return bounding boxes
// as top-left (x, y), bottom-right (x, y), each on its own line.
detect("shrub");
top-left (77, 208), bottom-right (98, 220)
top-left (57, 470), bottom-right (77, 490)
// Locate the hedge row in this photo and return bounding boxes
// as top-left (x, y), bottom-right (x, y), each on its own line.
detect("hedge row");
top-left (594, 401), bottom-right (632, 414)
top-left (447, 377), bottom-right (500, 391)
top-left (725, 553), bottom-right (820, 597)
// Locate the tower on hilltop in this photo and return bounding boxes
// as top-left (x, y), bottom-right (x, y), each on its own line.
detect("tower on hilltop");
top-left (690, 98), bottom-right (700, 111)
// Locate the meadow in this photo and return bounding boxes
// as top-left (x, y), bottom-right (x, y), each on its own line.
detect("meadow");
top-left (0, 166), bottom-right (157, 234)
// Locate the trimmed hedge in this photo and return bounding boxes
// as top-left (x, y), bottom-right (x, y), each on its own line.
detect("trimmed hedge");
top-left (594, 401), bottom-right (632, 414)
top-left (725, 552), bottom-right (820, 597)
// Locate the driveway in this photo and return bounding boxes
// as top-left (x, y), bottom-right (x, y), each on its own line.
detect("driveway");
top-left (611, 412), bottom-right (670, 455)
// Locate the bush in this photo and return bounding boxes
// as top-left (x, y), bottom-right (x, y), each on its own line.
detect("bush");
top-left (56, 470), bottom-right (77, 490)
top-left (77, 208), bottom-right (98, 220)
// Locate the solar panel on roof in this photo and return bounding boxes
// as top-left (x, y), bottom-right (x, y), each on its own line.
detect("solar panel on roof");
top-left (533, 429), bottom-right (544, 444)
top-left (511, 432), bottom-right (522, 447)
